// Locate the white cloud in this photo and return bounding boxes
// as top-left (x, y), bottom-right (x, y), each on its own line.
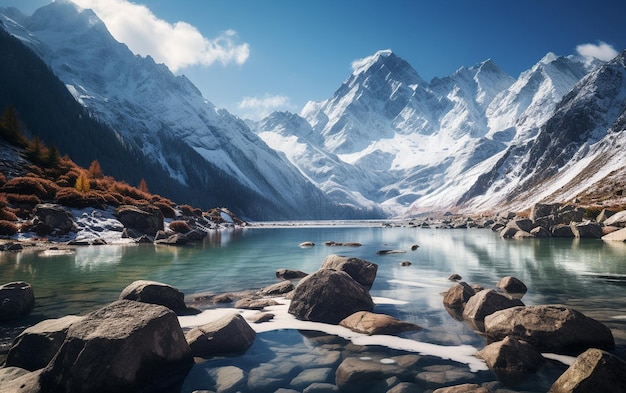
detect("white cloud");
top-left (237, 94), bottom-right (296, 120)
top-left (576, 41), bottom-right (618, 61)
top-left (72, 0), bottom-right (249, 72)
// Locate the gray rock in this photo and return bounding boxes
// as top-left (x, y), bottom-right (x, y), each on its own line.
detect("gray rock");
top-left (552, 224), bottom-right (575, 237)
top-left (596, 208), bottom-right (616, 223)
top-left (247, 312), bottom-right (274, 323)
top-left (185, 313), bottom-right (256, 357)
top-left (496, 276), bottom-right (527, 298)
top-left (476, 336), bottom-right (544, 384)
top-left (339, 311), bottom-right (421, 335)
top-left (484, 305), bottom-right (615, 353)
top-left (530, 226), bottom-right (551, 237)
top-left (433, 384), bottom-right (491, 393)
top-left (320, 254), bottom-right (378, 286)
top-left (0, 367), bottom-right (30, 385)
top-left (290, 367), bottom-right (333, 389)
top-left (530, 203), bottom-right (562, 221)
top-left (5, 315), bottom-right (83, 371)
top-left (443, 282), bottom-right (475, 320)
top-left (0, 369), bottom-right (42, 393)
top-left (303, 382), bottom-right (340, 393)
top-left (114, 204), bottom-right (164, 236)
top-left (33, 203), bottom-right (75, 236)
top-left (207, 366), bottom-right (246, 393)
top-left (288, 269), bottom-right (374, 324)
top-left (570, 222), bottom-right (603, 238)
top-left (39, 300), bottom-right (192, 393)
top-left (276, 268), bottom-right (309, 280)
top-left (261, 280), bottom-right (294, 295)
top-left (234, 297), bottom-right (280, 310)
top-left (0, 281), bottom-right (35, 321)
top-left (602, 227), bottom-right (626, 241)
top-left (549, 348), bottom-right (626, 393)
top-left (462, 289), bottom-right (524, 331)
top-left (388, 382), bottom-right (421, 392)
top-left (119, 280), bottom-right (188, 314)
top-left (335, 357), bottom-right (412, 393)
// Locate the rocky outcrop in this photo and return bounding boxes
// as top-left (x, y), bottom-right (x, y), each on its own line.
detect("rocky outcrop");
top-left (462, 289), bottom-right (524, 331)
top-left (185, 313), bottom-right (256, 357)
top-left (484, 305), bottom-right (615, 354)
top-left (288, 269), bottom-right (374, 324)
top-left (339, 311), bottom-right (421, 335)
top-left (476, 336), bottom-right (544, 385)
top-left (549, 348), bottom-right (626, 393)
top-left (32, 203), bottom-right (75, 236)
top-left (114, 204), bottom-right (163, 236)
top-left (119, 280), bottom-right (189, 315)
top-left (5, 315), bottom-right (83, 371)
top-left (319, 254), bottom-right (378, 286)
top-left (39, 300), bottom-right (193, 393)
top-left (0, 281), bottom-right (35, 321)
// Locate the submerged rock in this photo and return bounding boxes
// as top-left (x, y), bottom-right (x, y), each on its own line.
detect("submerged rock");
top-left (185, 313), bottom-right (256, 357)
top-left (339, 311), bottom-right (422, 335)
top-left (476, 336), bottom-right (544, 386)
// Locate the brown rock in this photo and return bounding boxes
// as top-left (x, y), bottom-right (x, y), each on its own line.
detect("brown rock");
top-left (496, 276), bottom-right (527, 298)
top-left (0, 281), bottom-right (35, 321)
top-left (185, 313), bottom-right (256, 357)
top-left (549, 348), bottom-right (626, 393)
top-left (462, 289), bottom-right (524, 331)
top-left (339, 311), bottom-right (421, 335)
top-left (320, 254), bottom-right (378, 286)
top-left (119, 280), bottom-right (188, 314)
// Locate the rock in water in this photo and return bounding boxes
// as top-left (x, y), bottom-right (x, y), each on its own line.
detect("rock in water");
top-left (0, 281), bottom-right (35, 321)
top-left (549, 348), bottom-right (626, 393)
top-left (185, 313), bottom-right (256, 357)
top-left (484, 305), bottom-right (614, 354)
top-left (462, 289), bottom-right (524, 331)
top-left (288, 269), bottom-right (374, 324)
top-left (39, 300), bottom-right (192, 393)
top-left (320, 254), bottom-right (378, 286)
top-left (119, 280), bottom-right (188, 314)
top-left (339, 311), bottom-right (421, 335)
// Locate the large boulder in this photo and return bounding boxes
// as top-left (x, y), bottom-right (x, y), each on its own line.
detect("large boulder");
top-left (275, 268), bottom-right (308, 280)
top-left (288, 269), bottom-right (374, 324)
top-left (443, 282), bottom-right (475, 309)
top-left (484, 305), bottom-right (614, 354)
top-left (32, 203), bottom-right (75, 236)
top-left (476, 336), bottom-right (544, 385)
top-left (602, 210), bottom-right (626, 227)
top-left (119, 280), bottom-right (188, 314)
top-left (185, 313), bottom-right (256, 357)
top-left (339, 311), bottom-right (421, 335)
top-left (570, 222), bottom-right (603, 238)
top-left (39, 300), bottom-right (192, 393)
top-left (602, 227), bottom-right (626, 241)
top-left (320, 254), bottom-right (378, 286)
top-left (114, 205), bottom-right (163, 236)
top-left (0, 281), bottom-right (35, 321)
top-left (549, 348), bottom-right (626, 393)
top-left (5, 315), bottom-right (84, 371)
top-left (530, 203), bottom-right (562, 221)
top-left (462, 289), bottom-right (524, 331)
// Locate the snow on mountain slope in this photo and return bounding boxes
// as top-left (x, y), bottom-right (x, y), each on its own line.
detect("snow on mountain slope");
top-left (459, 50), bottom-right (626, 212)
top-left (0, 1), bottom-right (356, 219)
top-left (261, 48), bottom-right (610, 217)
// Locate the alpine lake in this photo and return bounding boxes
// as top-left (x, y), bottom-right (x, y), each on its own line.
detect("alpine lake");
top-left (1, 223), bottom-right (625, 392)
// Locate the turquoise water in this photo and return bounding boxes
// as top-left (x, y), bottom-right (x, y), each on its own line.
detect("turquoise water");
top-left (1, 225), bottom-right (626, 391)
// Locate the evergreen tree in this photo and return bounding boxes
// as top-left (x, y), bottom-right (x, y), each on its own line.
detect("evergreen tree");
top-left (88, 160), bottom-right (103, 179)
top-left (0, 106), bottom-right (27, 146)
top-left (139, 178), bottom-right (149, 193)
top-left (44, 143), bottom-right (61, 168)
top-left (25, 136), bottom-right (44, 162)
top-left (75, 172), bottom-right (90, 193)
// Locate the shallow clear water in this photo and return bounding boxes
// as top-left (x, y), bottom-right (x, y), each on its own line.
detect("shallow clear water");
top-left (1, 225), bottom-right (626, 392)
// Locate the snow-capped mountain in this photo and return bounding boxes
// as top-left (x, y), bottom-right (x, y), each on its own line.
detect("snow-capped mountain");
top-left (256, 49), bottom-right (616, 216)
top-left (0, 1), bottom-right (367, 220)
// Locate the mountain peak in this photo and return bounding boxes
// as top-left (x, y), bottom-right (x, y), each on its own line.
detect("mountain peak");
top-left (27, 0), bottom-right (104, 33)
top-left (350, 49), bottom-right (396, 75)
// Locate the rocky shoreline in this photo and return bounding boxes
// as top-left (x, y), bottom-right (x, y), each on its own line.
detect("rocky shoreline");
top-left (1, 248), bottom-right (626, 392)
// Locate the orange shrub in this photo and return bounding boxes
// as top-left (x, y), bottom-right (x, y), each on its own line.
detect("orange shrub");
top-left (0, 220), bottom-right (18, 236)
top-left (169, 220), bottom-right (191, 234)
top-left (5, 193), bottom-right (41, 206)
top-left (2, 176), bottom-right (58, 199)
top-left (0, 172), bottom-right (5, 187)
top-left (0, 209), bottom-right (18, 221)
top-left (180, 204), bottom-right (202, 217)
top-left (154, 201), bottom-right (176, 219)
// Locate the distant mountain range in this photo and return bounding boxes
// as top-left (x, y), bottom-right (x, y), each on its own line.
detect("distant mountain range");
top-left (2, 1), bottom-right (625, 219)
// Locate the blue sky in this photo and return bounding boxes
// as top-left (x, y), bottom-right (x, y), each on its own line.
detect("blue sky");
top-left (2, 0), bottom-right (626, 120)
